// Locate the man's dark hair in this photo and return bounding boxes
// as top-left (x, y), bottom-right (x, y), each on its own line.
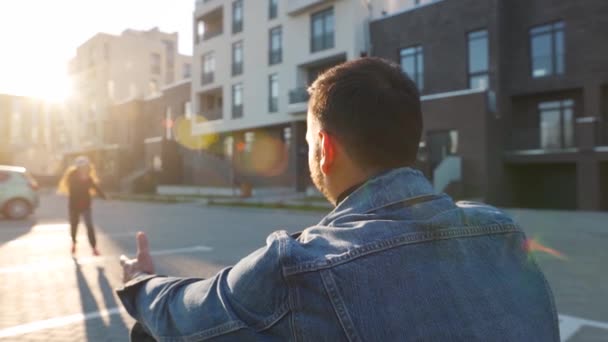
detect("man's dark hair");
top-left (308, 57), bottom-right (422, 171)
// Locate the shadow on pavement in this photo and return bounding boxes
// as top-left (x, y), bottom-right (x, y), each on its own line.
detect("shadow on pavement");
top-left (73, 261), bottom-right (129, 341)
top-left (0, 218), bottom-right (37, 247)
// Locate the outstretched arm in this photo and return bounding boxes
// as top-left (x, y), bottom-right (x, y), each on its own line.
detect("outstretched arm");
top-left (116, 232), bottom-right (291, 340)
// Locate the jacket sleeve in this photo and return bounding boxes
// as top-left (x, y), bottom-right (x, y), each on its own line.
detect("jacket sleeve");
top-left (116, 231), bottom-right (291, 341)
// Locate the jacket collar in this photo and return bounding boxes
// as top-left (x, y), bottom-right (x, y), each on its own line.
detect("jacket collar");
top-left (319, 167), bottom-right (436, 226)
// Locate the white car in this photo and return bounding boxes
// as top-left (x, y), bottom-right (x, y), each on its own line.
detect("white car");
top-left (0, 165), bottom-right (39, 220)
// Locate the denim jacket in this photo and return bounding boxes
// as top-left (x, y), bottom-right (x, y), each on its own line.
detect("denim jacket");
top-left (117, 168), bottom-right (559, 341)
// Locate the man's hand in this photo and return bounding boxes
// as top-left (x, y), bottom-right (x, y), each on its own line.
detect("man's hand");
top-left (120, 232), bottom-right (155, 283)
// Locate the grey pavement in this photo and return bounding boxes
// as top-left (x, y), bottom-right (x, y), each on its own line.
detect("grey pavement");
top-left (0, 193), bottom-right (606, 341)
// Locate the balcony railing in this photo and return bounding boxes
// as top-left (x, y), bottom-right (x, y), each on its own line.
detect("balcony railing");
top-left (507, 119), bottom-right (605, 152)
top-left (269, 50), bottom-right (282, 65)
top-left (201, 72), bottom-right (214, 86)
top-left (508, 126), bottom-right (575, 151)
top-left (289, 87), bottom-right (309, 104)
top-left (232, 63), bottom-right (243, 76)
top-left (201, 29), bottom-right (223, 41)
top-left (232, 105), bottom-right (243, 118)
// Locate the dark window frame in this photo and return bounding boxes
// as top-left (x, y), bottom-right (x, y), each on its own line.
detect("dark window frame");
top-left (232, 41), bottom-right (244, 76)
top-left (269, 0), bottom-right (278, 19)
top-left (529, 21), bottom-right (565, 78)
top-left (399, 45), bottom-right (424, 91)
top-left (269, 26), bottom-right (282, 65)
top-left (538, 99), bottom-right (575, 149)
top-left (269, 73), bottom-right (279, 113)
top-left (467, 29), bottom-right (489, 89)
top-left (232, 83), bottom-right (243, 118)
top-left (201, 52), bottom-right (215, 85)
top-left (310, 7), bottom-right (335, 53)
top-left (232, 0), bottom-right (243, 34)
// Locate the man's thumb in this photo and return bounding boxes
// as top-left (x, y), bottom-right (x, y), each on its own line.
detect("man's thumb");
top-left (136, 231), bottom-right (150, 255)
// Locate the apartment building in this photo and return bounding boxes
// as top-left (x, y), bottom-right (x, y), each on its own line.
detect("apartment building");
top-left (189, 0), bottom-right (424, 190)
top-left (371, 0), bottom-right (608, 210)
top-left (0, 94), bottom-right (70, 175)
top-left (68, 27), bottom-right (192, 147)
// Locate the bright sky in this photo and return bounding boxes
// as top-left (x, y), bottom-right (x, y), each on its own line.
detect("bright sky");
top-left (0, 0), bottom-right (194, 102)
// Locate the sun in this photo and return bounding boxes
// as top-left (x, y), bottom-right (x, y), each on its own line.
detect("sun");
top-left (27, 73), bottom-right (73, 104)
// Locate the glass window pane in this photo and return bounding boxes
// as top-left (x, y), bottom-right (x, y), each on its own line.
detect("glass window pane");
top-left (418, 51), bottom-right (424, 90)
top-left (554, 31), bottom-right (564, 55)
top-left (313, 18), bottom-right (323, 37)
top-left (469, 74), bottom-right (488, 89)
top-left (469, 36), bottom-right (488, 73)
top-left (326, 11), bottom-right (334, 34)
top-left (401, 55), bottom-right (415, 76)
top-left (539, 101), bottom-right (560, 110)
top-left (563, 108), bottom-right (574, 147)
top-left (540, 109), bottom-right (561, 149)
top-left (531, 34), bottom-right (552, 58)
top-left (532, 34), bottom-right (553, 77)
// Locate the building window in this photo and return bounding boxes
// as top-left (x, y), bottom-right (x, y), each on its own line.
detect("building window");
top-left (311, 7), bottom-right (334, 53)
top-left (530, 21), bottom-right (565, 78)
top-left (232, 41), bottom-right (244, 76)
top-left (539, 99), bottom-right (574, 149)
top-left (244, 131), bottom-right (255, 153)
top-left (269, 26), bottom-right (282, 65)
top-left (232, 0), bottom-right (243, 34)
top-left (184, 101), bottom-right (193, 119)
top-left (427, 130), bottom-right (458, 172)
top-left (400, 45), bottom-right (424, 90)
top-left (150, 53), bottom-right (161, 74)
top-left (103, 43), bottom-right (110, 62)
top-left (183, 63), bottom-right (192, 79)
top-left (107, 80), bottom-right (115, 101)
top-left (202, 52), bottom-right (215, 85)
top-left (269, 74), bottom-right (279, 113)
top-left (232, 83), bottom-right (243, 118)
top-left (149, 79), bottom-right (159, 95)
top-left (468, 29), bottom-right (489, 89)
top-left (269, 0), bottom-right (278, 19)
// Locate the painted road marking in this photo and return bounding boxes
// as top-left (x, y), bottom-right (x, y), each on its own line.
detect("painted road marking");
top-left (4, 231), bottom-right (140, 246)
top-left (559, 314), bottom-right (608, 341)
top-left (0, 310), bottom-right (605, 339)
top-left (0, 307), bottom-right (125, 338)
top-left (0, 245), bottom-right (213, 274)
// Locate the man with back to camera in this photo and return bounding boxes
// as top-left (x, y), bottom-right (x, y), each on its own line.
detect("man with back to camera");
top-left (117, 58), bottom-right (559, 341)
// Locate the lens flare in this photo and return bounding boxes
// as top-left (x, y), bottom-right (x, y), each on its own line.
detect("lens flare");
top-left (174, 115), bottom-right (219, 150)
top-left (524, 238), bottom-right (567, 260)
top-left (236, 133), bottom-right (289, 177)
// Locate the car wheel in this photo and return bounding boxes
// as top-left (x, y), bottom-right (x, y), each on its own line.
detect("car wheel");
top-left (4, 199), bottom-right (31, 220)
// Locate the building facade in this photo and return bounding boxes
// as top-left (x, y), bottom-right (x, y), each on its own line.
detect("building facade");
top-left (95, 80), bottom-right (192, 190)
top-left (0, 94), bottom-right (71, 176)
top-left (68, 27), bottom-right (192, 147)
top-left (189, 0), bottom-right (426, 190)
top-left (371, 0), bottom-right (608, 210)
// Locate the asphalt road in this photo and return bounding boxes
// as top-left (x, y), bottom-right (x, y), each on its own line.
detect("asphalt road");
top-left (0, 194), bottom-right (606, 341)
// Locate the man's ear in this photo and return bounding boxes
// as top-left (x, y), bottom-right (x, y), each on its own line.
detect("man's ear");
top-left (318, 130), bottom-right (335, 175)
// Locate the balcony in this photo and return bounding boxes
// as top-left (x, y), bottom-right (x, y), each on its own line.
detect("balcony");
top-left (287, 0), bottom-right (329, 16)
top-left (198, 88), bottom-right (223, 121)
top-left (505, 118), bottom-right (604, 161)
top-left (201, 72), bottom-right (214, 86)
top-left (288, 87), bottom-right (309, 114)
top-left (196, 7), bottom-right (223, 44)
